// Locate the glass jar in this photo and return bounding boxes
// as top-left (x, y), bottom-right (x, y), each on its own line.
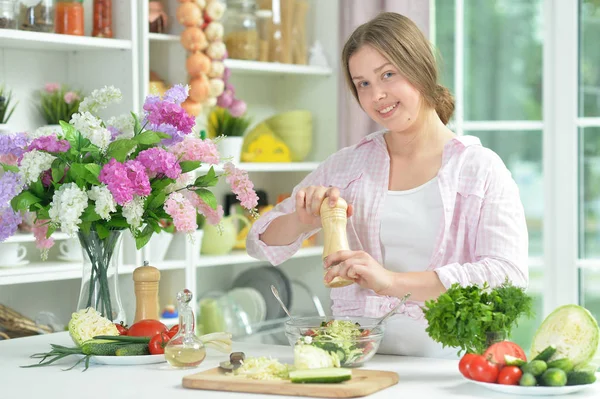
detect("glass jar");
top-left (92, 0), bottom-right (111, 38)
top-left (19, 0), bottom-right (54, 32)
top-left (223, 0), bottom-right (259, 61)
top-left (0, 0), bottom-right (19, 29)
top-left (55, 0), bottom-right (83, 36)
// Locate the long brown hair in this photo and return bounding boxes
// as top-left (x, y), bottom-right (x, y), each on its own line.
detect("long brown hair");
top-left (341, 12), bottom-right (454, 125)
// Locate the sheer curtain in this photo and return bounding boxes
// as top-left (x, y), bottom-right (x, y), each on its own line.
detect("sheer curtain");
top-left (337, 0), bottom-right (430, 148)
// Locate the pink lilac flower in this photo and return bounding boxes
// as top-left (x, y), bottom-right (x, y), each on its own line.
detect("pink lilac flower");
top-left (32, 219), bottom-right (55, 250)
top-left (0, 206), bottom-right (21, 241)
top-left (0, 132), bottom-right (29, 158)
top-left (163, 84), bottom-right (189, 105)
top-left (125, 160), bottom-right (151, 197)
top-left (223, 162), bottom-right (259, 210)
top-left (170, 137), bottom-right (220, 165)
top-left (143, 99), bottom-right (195, 134)
top-left (28, 134), bottom-right (70, 153)
top-left (63, 91), bottom-right (79, 104)
top-left (0, 154), bottom-right (18, 165)
top-left (99, 159), bottom-right (135, 205)
top-left (185, 190), bottom-right (224, 225)
top-left (136, 147), bottom-right (181, 179)
top-left (164, 192), bottom-right (197, 233)
top-left (0, 172), bottom-right (23, 206)
top-left (44, 83), bottom-right (60, 93)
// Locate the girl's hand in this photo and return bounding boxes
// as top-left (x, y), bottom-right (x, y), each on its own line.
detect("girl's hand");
top-left (324, 250), bottom-right (394, 294)
top-left (294, 185), bottom-right (354, 230)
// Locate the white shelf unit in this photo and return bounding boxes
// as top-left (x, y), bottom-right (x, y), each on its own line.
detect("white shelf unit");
top-left (198, 162), bottom-right (319, 173)
top-left (0, 0), bottom-right (339, 334)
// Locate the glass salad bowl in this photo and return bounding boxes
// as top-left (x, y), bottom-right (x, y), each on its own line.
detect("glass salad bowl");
top-left (284, 316), bottom-right (385, 367)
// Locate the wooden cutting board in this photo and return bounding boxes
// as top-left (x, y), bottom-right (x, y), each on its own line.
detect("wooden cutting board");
top-left (182, 367), bottom-right (399, 398)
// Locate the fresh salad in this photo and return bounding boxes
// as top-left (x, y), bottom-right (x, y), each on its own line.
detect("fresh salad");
top-left (296, 320), bottom-right (375, 366)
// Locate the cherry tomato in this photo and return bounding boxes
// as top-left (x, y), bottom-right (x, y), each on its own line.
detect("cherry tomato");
top-left (167, 325), bottom-right (179, 338)
top-left (468, 355), bottom-right (500, 383)
top-left (114, 322), bottom-right (128, 335)
top-left (127, 319), bottom-right (168, 338)
top-left (483, 341), bottom-right (526, 367)
top-left (497, 366), bottom-right (523, 385)
top-left (149, 332), bottom-right (170, 355)
top-left (458, 353), bottom-right (479, 378)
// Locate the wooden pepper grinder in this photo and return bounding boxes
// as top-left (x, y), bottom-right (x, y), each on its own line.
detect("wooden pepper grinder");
top-left (133, 261), bottom-right (161, 323)
top-left (320, 197), bottom-right (354, 288)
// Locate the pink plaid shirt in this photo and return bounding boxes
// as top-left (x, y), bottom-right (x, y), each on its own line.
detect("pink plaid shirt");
top-left (247, 131), bottom-right (529, 322)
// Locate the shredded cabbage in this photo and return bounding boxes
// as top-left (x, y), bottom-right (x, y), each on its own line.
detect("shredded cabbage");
top-left (231, 356), bottom-right (292, 380)
top-left (68, 307), bottom-right (119, 346)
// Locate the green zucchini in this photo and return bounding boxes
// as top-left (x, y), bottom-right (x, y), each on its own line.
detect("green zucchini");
top-left (290, 368), bottom-right (352, 384)
top-left (115, 344), bottom-right (151, 356)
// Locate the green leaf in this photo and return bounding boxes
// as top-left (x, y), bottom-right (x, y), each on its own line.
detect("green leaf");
top-left (147, 218), bottom-right (161, 234)
top-left (106, 139), bottom-right (137, 162)
top-left (29, 180), bottom-right (46, 200)
top-left (106, 216), bottom-right (129, 229)
top-left (69, 163), bottom-right (100, 186)
top-left (195, 188), bottom-right (217, 210)
top-left (52, 160), bottom-right (66, 183)
top-left (147, 192), bottom-right (166, 210)
top-left (180, 161), bottom-right (202, 174)
top-left (11, 191), bottom-right (42, 212)
top-left (131, 111), bottom-right (141, 135)
top-left (36, 206), bottom-right (50, 220)
top-left (132, 131), bottom-right (169, 145)
top-left (45, 223), bottom-right (56, 239)
top-left (85, 164), bottom-right (102, 180)
top-left (193, 167), bottom-right (218, 188)
top-left (94, 224), bottom-right (110, 240)
top-left (81, 204), bottom-right (101, 222)
top-left (151, 178), bottom-right (175, 192)
top-left (80, 221), bottom-right (91, 234)
top-left (1, 163), bottom-right (18, 173)
top-left (135, 225), bottom-right (154, 250)
top-left (60, 120), bottom-right (77, 139)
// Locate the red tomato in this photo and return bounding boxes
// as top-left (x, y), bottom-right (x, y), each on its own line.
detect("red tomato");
top-left (127, 319), bottom-right (168, 338)
top-left (149, 332), bottom-right (170, 355)
top-left (167, 325), bottom-right (179, 338)
top-left (458, 353), bottom-right (479, 378)
top-left (483, 341), bottom-right (527, 367)
top-left (114, 322), bottom-right (128, 335)
top-left (468, 355), bottom-right (500, 383)
top-left (497, 366), bottom-right (523, 385)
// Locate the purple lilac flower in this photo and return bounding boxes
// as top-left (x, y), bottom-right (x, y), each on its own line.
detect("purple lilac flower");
top-left (142, 95), bottom-right (161, 112)
top-left (136, 147), bottom-right (181, 179)
top-left (144, 101), bottom-right (195, 135)
top-left (163, 84), bottom-right (189, 105)
top-left (0, 172), bottom-right (23, 206)
top-left (125, 160), bottom-right (151, 197)
top-left (28, 134), bottom-right (70, 153)
top-left (107, 125), bottom-right (121, 141)
top-left (0, 132), bottom-right (29, 158)
top-left (0, 206), bottom-right (21, 241)
top-left (148, 123), bottom-right (184, 146)
top-left (99, 159), bottom-right (134, 205)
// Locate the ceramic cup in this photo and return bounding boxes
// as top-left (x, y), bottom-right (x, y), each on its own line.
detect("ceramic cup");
top-left (59, 238), bottom-right (83, 261)
top-left (1, 243), bottom-right (27, 265)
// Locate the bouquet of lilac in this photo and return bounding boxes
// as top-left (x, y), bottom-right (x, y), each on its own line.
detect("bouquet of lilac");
top-left (0, 84), bottom-right (258, 321)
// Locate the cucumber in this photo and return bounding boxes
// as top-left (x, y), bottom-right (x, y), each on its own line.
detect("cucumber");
top-left (539, 368), bottom-right (567, 387)
top-left (566, 371), bottom-right (597, 386)
top-left (519, 372), bottom-right (537, 387)
top-left (81, 339), bottom-right (125, 356)
top-left (290, 368), bottom-right (352, 384)
top-left (547, 358), bottom-right (574, 373)
top-left (521, 360), bottom-right (547, 377)
top-left (505, 355), bottom-right (526, 367)
top-left (533, 345), bottom-right (556, 362)
top-left (115, 344), bottom-right (151, 356)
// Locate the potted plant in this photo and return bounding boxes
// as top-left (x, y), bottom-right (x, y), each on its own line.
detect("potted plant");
top-left (208, 106), bottom-right (252, 163)
top-left (0, 83), bottom-right (17, 134)
top-left (37, 83), bottom-right (83, 136)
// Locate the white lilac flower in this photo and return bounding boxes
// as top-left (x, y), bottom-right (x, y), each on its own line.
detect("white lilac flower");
top-left (165, 172), bottom-right (194, 194)
top-left (70, 112), bottom-right (112, 150)
top-left (19, 150), bottom-right (56, 185)
top-left (87, 185), bottom-right (117, 220)
top-left (79, 85), bottom-right (122, 115)
top-left (122, 196), bottom-right (145, 231)
top-left (48, 183), bottom-right (88, 235)
top-left (29, 125), bottom-right (62, 139)
top-left (107, 114), bottom-right (135, 140)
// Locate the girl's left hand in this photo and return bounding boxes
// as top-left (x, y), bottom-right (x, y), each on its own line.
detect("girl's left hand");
top-left (324, 250), bottom-right (394, 294)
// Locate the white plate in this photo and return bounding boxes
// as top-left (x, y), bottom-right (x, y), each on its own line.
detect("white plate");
top-left (0, 260), bottom-right (30, 268)
top-left (57, 255), bottom-right (83, 262)
top-left (75, 354), bottom-right (166, 366)
top-left (464, 377), bottom-right (595, 396)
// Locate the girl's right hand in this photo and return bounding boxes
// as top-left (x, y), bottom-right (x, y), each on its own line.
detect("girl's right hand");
top-left (294, 185), bottom-right (354, 230)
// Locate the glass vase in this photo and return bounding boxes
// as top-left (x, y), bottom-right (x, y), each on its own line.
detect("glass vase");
top-left (76, 230), bottom-right (126, 324)
top-left (485, 330), bottom-right (507, 347)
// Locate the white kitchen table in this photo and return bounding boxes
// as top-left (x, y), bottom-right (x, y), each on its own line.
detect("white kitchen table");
top-left (1, 332), bottom-right (598, 399)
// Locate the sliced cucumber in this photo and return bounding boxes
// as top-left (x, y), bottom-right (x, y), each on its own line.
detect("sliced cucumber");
top-left (505, 355), bottom-right (526, 367)
top-left (289, 368), bottom-right (352, 384)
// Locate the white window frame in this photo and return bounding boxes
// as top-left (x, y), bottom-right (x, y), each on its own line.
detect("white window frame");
top-left (432, 0), bottom-right (589, 317)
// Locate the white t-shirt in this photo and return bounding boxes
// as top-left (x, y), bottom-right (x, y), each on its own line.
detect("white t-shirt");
top-left (378, 177), bottom-right (457, 358)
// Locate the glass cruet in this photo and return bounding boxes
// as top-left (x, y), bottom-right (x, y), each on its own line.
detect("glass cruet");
top-left (164, 289), bottom-right (207, 368)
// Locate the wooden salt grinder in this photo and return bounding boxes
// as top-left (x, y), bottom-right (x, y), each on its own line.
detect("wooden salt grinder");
top-left (133, 261), bottom-right (161, 323)
top-left (320, 197), bottom-right (354, 288)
